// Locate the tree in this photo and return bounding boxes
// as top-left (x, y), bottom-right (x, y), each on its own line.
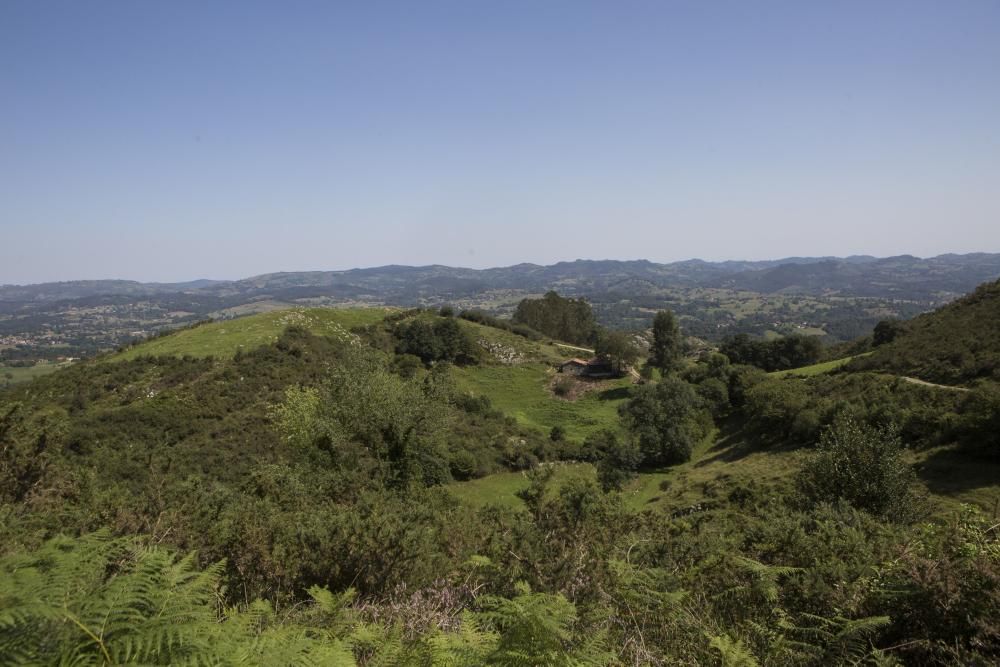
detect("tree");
top-left (649, 310), bottom-right (683, 371)
top-left (591, 431), bottom-right (642, 492)
top-left (872, 319), bottom-right (905, 347)
top-left (618, 377), bottom-right (704, 466)
top-left (595, 330), bottom-right (639, 375)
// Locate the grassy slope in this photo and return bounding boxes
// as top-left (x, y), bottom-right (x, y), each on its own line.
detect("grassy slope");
top-left (452, 364), bottom-right (632, 441)
top-left (109, 304), bottom-right (633, 444)
top-left (769, 352), bottom-right (871, 378)
top-left (446, 463), bottom-right (597, 510)
top-left (448, 316), bottom-right (635, 442)
top-left (113, 308), bottom-right (393, 361)
top-left (0, 360), bottom-right (75, 387)
top-left (449, 421), bottom-right (1000, 517)
top-left (446, 428), bottom-right (799, 513)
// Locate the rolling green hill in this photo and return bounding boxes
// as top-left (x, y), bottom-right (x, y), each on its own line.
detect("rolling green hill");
top-left (112, 307), bottom-right (394, 361)
top-left (848, 278), bottom-right (1000, 385)
top-left (110, 305), bottom-right (634, 446)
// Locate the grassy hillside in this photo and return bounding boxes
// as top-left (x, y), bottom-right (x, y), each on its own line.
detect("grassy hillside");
top-left (5, 291), bottom-right (1000, 664)
top-left (113, 307), bottom-right (393, 361)
top-left (0, 360), bottom-right (74, 388)
top-left (849, 278), bottom-right (1000, 385)
top-left (448, 412), bottom-right (1000, 521)
top-left (451, 363), bottom-right (632, 441)
top-left (768, 352), bottom-right (871, 378)
top-left (383, 310), bottom-right (636, 442)
top-left (108, 305), bottom-right (630, 446)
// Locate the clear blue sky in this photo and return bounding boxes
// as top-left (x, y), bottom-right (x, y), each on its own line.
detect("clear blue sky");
top-left (2, 1), bottom-right (999, 283)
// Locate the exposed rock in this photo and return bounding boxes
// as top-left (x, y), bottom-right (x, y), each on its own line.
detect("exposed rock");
top-left (478, 339), bottom-right (524, 365)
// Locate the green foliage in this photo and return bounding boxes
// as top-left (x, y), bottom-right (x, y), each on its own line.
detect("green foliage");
top-left (458, 309), bottom-right (545, 341)
top-left (744, 378), bottom-right (812, 441)
top-left (720, 332), bottom-right (822, 372)
top-left (851, 278), bottom-right (1000, 384)
top-left (0, 532), bottom-right (353, 665)
top-left (594, 330), bottom-right (640, 375)
top-left (4, 284), bottom-right (1000, 665)
top-left (512, 291), bottom-right (597, 345)
top-left (478, 582), bottom-right (609, 666)
top-left (619, 377), bottom-right (706, 466)
top-left (797, 417), bottom-right (919, 520)
top-left (649, 309), bottom-right (683, 371)
top-left (708, 633), bottom-right (760, 667)
top-left (873, 504), bottom-right (1000, 663)
top-left (394, 316), bottom-right (481, 365)
top-left (588, 430), bottom-right (642, 492)
top-left (872, 319), bottom-right (906, 347)
top-left (269, 385), bottom-right (327, 450)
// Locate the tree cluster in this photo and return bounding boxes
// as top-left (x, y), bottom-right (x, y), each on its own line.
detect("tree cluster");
top-left (512, 291), bottom-right (597, 345)
top-left (719, 333), bottom-right (822, 372)
top-left (393, 317), bottom-right (481, 365)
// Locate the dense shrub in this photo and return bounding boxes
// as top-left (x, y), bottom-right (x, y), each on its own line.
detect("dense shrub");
top-left (394, 317), bottom-right (481, 365)
top-left (720, 333), bottom-right (822, 371)
top-left (619, 377), bottom-right (706, 466)
top-left (797, 417), bottom-right (920, 521)
top-left (512, 291), bottom-right (597, 345)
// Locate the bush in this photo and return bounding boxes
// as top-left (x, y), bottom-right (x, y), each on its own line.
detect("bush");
top-left (553, 376), bottom-right (575, 397)
top-left (449, 450), bottom-right (480, 480)
top-left (797, 416), bottom-right (920, 521)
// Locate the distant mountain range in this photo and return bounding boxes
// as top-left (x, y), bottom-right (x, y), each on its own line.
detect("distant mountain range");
top-left (4, 253), bottom-right (1000, 304)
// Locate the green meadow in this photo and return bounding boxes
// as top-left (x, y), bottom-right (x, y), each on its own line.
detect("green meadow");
top-left (451, 363), bottom-right (632, 442)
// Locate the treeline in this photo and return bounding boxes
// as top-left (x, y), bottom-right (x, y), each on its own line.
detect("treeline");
top-left (719, 332), bottom-right (822, 372)
top-left (512, 291), bottom-right (597, 345)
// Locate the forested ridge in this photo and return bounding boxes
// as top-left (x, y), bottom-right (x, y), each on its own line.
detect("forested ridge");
top-left (1, 287), bottom-right (999, 665)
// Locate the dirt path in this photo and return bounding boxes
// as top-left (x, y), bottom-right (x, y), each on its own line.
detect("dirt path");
top-left (553, 342), bottom-right (595, 354)
top-left (900, 376), bottom-right (970, 392)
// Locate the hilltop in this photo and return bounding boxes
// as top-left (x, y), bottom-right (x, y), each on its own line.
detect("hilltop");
top-left (849, 278), bottom-right (1000, 385)
top-left (111, 307), bottom-right (393, 361)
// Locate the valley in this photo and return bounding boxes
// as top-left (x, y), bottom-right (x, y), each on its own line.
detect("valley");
top-left (2, 270), bottom-right (999, 665)
top-left (3, 253), bottom-right (998, 377)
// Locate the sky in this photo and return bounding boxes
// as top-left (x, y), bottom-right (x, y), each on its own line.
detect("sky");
top-left (2, 1), bottom-right (999, 284)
